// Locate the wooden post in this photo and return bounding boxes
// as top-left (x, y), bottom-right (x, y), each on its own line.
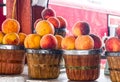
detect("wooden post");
top-left (6, 0), bottom-right (32, 34)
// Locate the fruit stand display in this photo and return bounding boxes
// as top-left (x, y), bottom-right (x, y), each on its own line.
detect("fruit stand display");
top-left (1, 0), bottom-right (119, 81)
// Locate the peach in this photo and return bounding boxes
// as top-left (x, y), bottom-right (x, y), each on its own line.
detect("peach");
top-left (55, 35), bottom-right (63, 49)
top-left (3, 33), bottom-right (20, 45)
top-left (0, 31), bottom-right (4, 44)
top-left (105, 37), bottom-right (120, 52)
top-left (72, 21), bottom-right (90, 37)
top-left (57, 16), bottom-right (67, 28)
top-left (24, 34), bottom-right (41, 49)
top-left (41, 8), bottom-right (56, 20)
top-left (47, 17), bottom-right (60, 28)
top-left (35, 20), bottom-right (55, 36)
top-left (40, 34), bottom-right (58, 49)
top-left (75, 35), bottom-right (94, 50)
top-left (2, 18), bottom-right (20, 34)
top-left (18, 32), bottom-right (27, 45)
top-left (34, 18), bottom-right (42, 28)
top-left (61, 35), bottom-right (76, 50)
top-left (90, 34), bottom-right (102, 49)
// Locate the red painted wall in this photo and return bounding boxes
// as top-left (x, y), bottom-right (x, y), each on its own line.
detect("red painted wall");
top-left (49, 4), bottom-right (108, 38)
top-left (0, 0), bottom-right (6, 31)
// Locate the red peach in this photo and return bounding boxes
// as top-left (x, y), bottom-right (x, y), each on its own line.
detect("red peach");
top-left (41, 8), bottom-right (56, 20)
top-left (72, 21), bottom-right (90, 37)
top-left (105, 37), bottom-right (120, 52)
top-left (40, 34), bottom-right (58, 49)
top-left (89, 34), bottom-right (102, 49)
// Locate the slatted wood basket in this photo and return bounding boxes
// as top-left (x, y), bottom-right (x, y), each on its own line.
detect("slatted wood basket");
top-left (63, 49), bottom-right (102, 81)
top-left (0, 44), bottom-right (25, 75)
top-left (26, 49), bottom-right (63, 79)
top-left (105, 52), bottom-right (120, 82)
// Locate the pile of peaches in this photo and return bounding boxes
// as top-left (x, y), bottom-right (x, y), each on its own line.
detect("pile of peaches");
top-left (0, 18), bottom-right (26, 46)
top-left (24, 8), bottom-right (102, 50)
top-left (0, 8), bottom-right (103, 51)
top-left (24, 8), bottom-right (68, 49)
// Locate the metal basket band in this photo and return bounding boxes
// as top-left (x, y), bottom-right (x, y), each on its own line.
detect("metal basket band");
top-left (63, 49), bottom-right (102, 55)
top-left (0, 60), bottom-right (23, 64)
top-left (109, 68), bottom-right (120, 71)
top-left (105, 51), bottom-right (120, 56)
top-left (0, 44), bottom-right (24, 50)
top-left (26, 49), bottom-right (63, 54)
top-left (33, 64), bottom-right (60, 68)
top-left (65, 65), bottom-right (100, 70)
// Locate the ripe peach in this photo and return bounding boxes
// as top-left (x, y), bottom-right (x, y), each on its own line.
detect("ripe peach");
top-left (35, 20), bottom-right (55, 36)
top-left (0, 31), bottom-right (4, 44)
top-left (18, 32), bottom-right (27, 45)
top-left (72, 21), bottom-right (90, 37)
top-left (61, 35), bottom-right (76, 50)
top-left (40, 34), bottom-right (58, 49)
top-left (41, 8), bottom-right (56, 20)
top-left (90, 34), bottom-right (102, 49)
top-left (34, 18), bottom-right (42, 28)
top-left (75, 35), bottom-right (94, 50)
top-left (3, 33), bottom-right (20, 45)
top-left (55, 35), bottom-right (63, 49)
top-left (47, 17), bottom-right (60, 28)
top-left (2, 18), bottom-right (20, 34)
top-left (24, 34), bottom-right (41, 49)
top-left (57, 16), bottom-right (67, 28)
top-left (105, 37), bottom-right (120, 52)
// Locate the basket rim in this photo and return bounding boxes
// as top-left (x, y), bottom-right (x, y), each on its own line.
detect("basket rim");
top-left (0, 44), bottom-right (24, 50)
top-left (62, 49), bottom-right (102, 55)
top-left (25, 49), bottom-right (63, 54)
top-left (105, 51), bottom-right (120, 56)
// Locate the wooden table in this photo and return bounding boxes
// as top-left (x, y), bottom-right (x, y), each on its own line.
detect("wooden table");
top-left (0, 65), bottom-right (111, 82)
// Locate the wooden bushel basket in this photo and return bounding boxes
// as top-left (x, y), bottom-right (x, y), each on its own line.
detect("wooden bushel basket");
top-left (26, 49), bottom-right (63, 79)
top-left (0, 44), bottom-right (25, 75)
top-left (63, 49), bottom-right (102, 81)
top-left (105, 52), bottom-right (120, 82)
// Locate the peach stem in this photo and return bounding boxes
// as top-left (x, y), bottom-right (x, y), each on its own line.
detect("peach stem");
top-left (12, 0), bottom-right (16, 19)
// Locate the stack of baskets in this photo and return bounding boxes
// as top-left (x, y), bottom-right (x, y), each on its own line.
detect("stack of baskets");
top-left (0, 44), bottom-right (25, 74)
top-left (105, 52), bottom-right (120, 82)
top-left (63, 49), bottom-right (102, 81)
top-left (26, 49), bottom-right (63, 79)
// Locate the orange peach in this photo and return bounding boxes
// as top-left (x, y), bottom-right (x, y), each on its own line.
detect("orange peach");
top-left (3, 33), bottom-right (20, 45)
top-left (61, 35), bottom-right (76, 50)
top-left (105, 37), bottom-right (120, 52)
top-left (35, 20), bottom-right (55, 36)
top-left (75, 35), bottom-right (94, 50)
top-left (41, 8), bottom-right (56, 20)
top-left (18, 32), bottom-right (27, 45)
top-left (24, 34), bottom-right (41, 49)
top-left (40, 34), bottom-right (58, 49)
top-left (55, 35), bottom-right (63, 49)
top-left (57, 16), bottom-right (67, 28)
top-left (0, 31), bottom-right (4, 44)
top-left (72, 21), bottom-right (90, 37)
top-left (2, 18), bottom-right (20, 34)
top-left (47, 17), bottom-right (60, 28)
top-left (90, 34), bottom-right (102, 49)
